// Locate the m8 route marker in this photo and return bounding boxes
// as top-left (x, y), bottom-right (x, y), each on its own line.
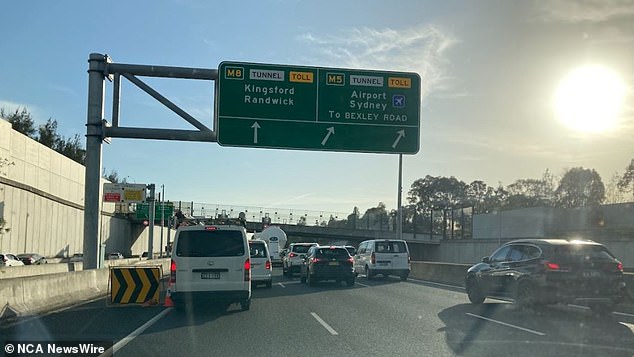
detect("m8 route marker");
top-left (215, 62), bottom-right (420, 154)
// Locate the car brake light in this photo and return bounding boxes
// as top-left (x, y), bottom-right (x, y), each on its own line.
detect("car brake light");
top-left (311, 257), bottom-right (322, 263)
top-left (371, 253), bottom-right (376, 265)
top-left (545, 262), bottom-right (560, 270)
top-left (205, 226), bottom-right (217, 231)
top-left (289, 252), bottom-right (296, 258)
top-left (244, 258), bottom-right (251, 281)
top-left (347, 257), bottom-right (354, 264)
top-left (617, 262), bottom-right (623, 272)
top-left (265, 260), bottom-right (271, 270)
top-left (170, 259), bottom-right (176, 283)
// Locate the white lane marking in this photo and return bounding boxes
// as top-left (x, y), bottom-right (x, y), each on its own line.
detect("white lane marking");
top-left (355, 282), bottom-right (370, 288)
top-left (310, 312), bottom-right (338, 336)
top-left (568, 304), bottom-right (590, 310)
top-left (281, 280), bottom-right (302, 285)
top-left (277, 282), bottom-right (286, 288)
top-left (407, 278), bottom-right (465, 290)
top-left (100, 308), bottom-right (171, 357)
top-left (614, 311), bottom-right (634, 318)
top-left (465, 313), bottom-right (546, 336)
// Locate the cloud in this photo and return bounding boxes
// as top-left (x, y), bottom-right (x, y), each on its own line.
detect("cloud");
top-left (297, 25), bottom-right (457, 100)
top-left (533, 0), bottom-right (634, 23)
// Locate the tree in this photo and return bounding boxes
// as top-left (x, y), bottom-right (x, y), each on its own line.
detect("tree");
top-left (554, 167), bottom-right (605, 208)
top-left (37, 118), bottom-right (59, 148)
top-left (102, 168), bottom-right (124, 183)
top-left (297, 216), bottom-right (307, 226)
top-left (605, 171), bottom-right (627, 204)
top-left (408, 175), bottom-right (468, 212)
top-left (618, 159), bottom-right (634, 202)
top-left (56, 134), bottom-right (86, 165)
top-left (361, 202), bottom-right (390, 230)
top-left (2, 107), bottom-right (36, 138)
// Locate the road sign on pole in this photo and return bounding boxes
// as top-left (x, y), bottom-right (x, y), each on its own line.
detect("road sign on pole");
top-left (103, 183), bottom-right (147, 203)
top-left (216, 62), bottom-right (420, 154)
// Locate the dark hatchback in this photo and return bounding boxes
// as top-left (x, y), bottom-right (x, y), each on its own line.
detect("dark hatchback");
top-left (17, 253), bottom-right (47, 265)
top-left (465, 239), bottom-right (626, 312)
top-left (300, 246), bottom-right (355, 287)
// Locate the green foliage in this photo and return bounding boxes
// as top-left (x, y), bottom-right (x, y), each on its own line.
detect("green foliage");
top-left (554, 167), bottom-right (605, 208)
top-left (2, 107), bottom-right (36, 137)
top-left (1, 107), bottom-right (86, 165)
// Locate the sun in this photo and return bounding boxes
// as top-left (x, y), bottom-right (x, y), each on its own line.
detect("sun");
top-left (554, 65), bottom-right (626, 133)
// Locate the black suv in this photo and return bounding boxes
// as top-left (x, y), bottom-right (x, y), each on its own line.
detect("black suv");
top-left (300, 246), bottom-right (355, 287)
top-left (465, 239), bottom-right (626, 312)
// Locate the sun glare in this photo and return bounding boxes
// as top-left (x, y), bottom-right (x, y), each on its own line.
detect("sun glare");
top-left (554, 65), bottom-right (626, 133)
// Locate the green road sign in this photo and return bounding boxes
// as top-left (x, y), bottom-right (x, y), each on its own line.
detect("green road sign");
top-left (135, 202), bottom-right (174, 221)
top-left (216, 62), bottom-right (420, 154)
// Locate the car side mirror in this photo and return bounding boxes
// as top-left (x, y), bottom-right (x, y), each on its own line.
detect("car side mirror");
top-left (482, 257), bottom-right (490, 263)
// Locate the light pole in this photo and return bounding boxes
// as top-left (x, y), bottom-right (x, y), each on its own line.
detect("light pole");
top-left (397, 154), bottom-right (403, 241)
top-left (160, 184), bottom-right (165, 258)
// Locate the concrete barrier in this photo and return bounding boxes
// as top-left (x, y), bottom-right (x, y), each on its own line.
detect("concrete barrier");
top-left (0, 258), bottom-right (156, 280)
top-left (0, 259), bottom-right (171, 321)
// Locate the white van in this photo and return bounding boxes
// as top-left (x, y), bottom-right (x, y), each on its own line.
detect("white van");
top-left (170, 224), bottom-right (251, 311)
top-left (353, 240), bottom-right (410, 281)
top-left (249, 240), bottom-right (272, 288)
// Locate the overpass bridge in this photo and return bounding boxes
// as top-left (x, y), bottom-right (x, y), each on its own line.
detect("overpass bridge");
top-left (244, 222), bottom-right (440, 260)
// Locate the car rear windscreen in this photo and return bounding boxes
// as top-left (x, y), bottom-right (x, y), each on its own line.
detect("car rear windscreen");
top-left (249, 242), bottom-right (268, 258)
top-left (176, 230), bottom-right (245, 257)
top-left (317, 248), bottom-right (349, 258)
top-left (554, 245), bottom-right (616, 262)
top-left (375, 241), bottom-right (407, 253)
top-left (292, 245), bottom-right (312, 253)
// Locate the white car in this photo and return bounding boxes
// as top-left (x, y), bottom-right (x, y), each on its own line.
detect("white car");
top-left (249, 240), bottom-right (272, 288)
top-left (170, 224), bottom-right (251, 311)
top-left (283, 242), bottom-right (318, 276)
top-left (1, 253), bottom-right (25, 267)
top-left (353, 240), bottom-right (410, 280)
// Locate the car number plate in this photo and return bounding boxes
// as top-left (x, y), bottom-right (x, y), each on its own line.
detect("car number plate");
top-left (328, 262), bottom-right (339, 266)
top-left (582, 271), bottom-right (600, 278)
top-left (379, 262), bottom-right (389, 266)
top-left (201, 272), bottom-right (220, 279)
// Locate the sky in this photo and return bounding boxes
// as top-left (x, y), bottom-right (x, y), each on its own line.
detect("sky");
top-left (1, 0), bottom-right (633, 216)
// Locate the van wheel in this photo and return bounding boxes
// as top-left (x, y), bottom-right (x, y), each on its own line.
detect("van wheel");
top-left (346, 278), bottom-right (355, 287)
top-left (365, 266), bottom-right (374, 280)
top-left (400, 273), bottom-right (409, 281)
top-left (240, 300), bottom-right (251, 311)
top-left (266, 281), bottom-right (272, 289)
top-left (300, 275), bottom-right (306, 284)
top-left (307, 271), bottom-right (315, 287)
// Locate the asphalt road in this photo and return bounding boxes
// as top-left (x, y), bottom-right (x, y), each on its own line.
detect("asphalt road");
top-left (3, 270), bottom-right (634, 357)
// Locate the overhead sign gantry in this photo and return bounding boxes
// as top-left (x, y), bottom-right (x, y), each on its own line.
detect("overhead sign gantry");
top-left (216, 62), bottom-right (421, 154)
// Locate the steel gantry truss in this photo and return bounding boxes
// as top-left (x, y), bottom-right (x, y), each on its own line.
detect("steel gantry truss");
top-left (84, 53), bottom-right (219, 268)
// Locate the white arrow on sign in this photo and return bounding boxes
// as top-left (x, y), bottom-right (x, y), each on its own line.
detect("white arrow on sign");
top-left (392, 129), bottom-right (406, 148)
top-left (251, 122), bottom-right (261, 144)
top-left (321, 127), bottom-right (335, 146)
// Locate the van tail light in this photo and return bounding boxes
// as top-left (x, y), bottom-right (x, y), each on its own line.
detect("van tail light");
top-left (617, 262), bottom-right (623, 272)
top-left (371, 253), bottom-right (376, 265)
top-left (289, 252), bottom-right (296, 258)
top-left (347, 257), bottom-right (354, 264)
top-left (265, 260), bottom-right (271, 270)
top-left (170, 259), bottom-right (176, 283)
top-left (311, 257), bottom-right (322, 263)
top-left (408, 254), bottom-right (411, 264)
top-left (244, 258), bottom-right (251, 281)
top-left (544, 262), bottom-right (560, 270)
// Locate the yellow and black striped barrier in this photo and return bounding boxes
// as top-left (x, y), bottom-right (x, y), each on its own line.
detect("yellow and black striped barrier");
top-left (110, 267), bottom-right (161, 304)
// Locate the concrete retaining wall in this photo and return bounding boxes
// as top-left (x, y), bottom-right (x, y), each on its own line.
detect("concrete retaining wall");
top-left (0, 259), bottom-right (170, 320)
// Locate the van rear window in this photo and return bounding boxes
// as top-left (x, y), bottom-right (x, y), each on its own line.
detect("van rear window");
top-left (176, 230), bottom-right (245, 257)
top-left (375, 241), bottom-right (407, 253)
top-left (249, 242), bottom-right (268, 258)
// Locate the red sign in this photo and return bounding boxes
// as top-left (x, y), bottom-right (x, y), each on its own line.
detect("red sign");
top-left (104, 192), bottom-right (121, 202)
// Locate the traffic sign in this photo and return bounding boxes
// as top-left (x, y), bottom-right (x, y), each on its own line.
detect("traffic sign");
top-left (103, 183), bottom-right (147, 203)
top-left (135, 202), bottom-right (175, 220)
top-left (110, 267), bottom-right (160, 304)
top-left (216, 62), bottom-right (420, 154)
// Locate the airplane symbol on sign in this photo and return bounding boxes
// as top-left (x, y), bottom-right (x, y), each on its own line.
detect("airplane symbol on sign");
top-left (392, 95), bottom-right (405, 108)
